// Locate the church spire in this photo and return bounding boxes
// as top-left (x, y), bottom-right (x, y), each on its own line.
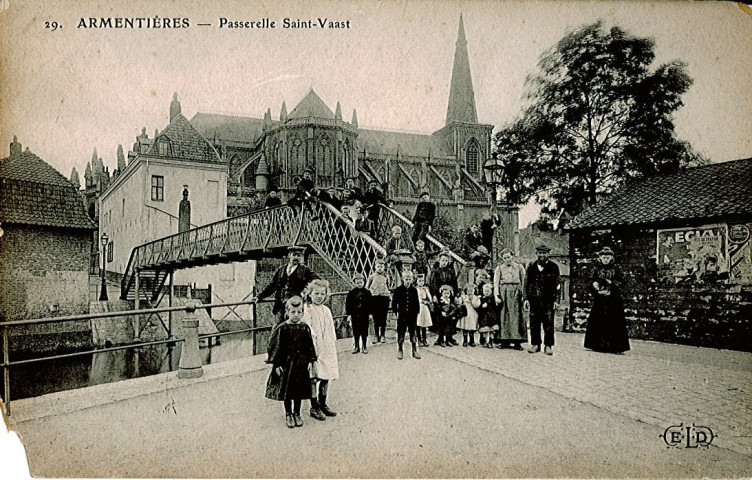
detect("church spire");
top-left (445, 14), bottom-right (478, 125)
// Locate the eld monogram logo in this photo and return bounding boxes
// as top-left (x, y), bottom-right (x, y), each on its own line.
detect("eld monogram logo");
top-left (660, 423), bottom-right (715, 449)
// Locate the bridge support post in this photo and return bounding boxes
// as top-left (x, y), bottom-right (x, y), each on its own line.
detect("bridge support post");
top-left (178, 301), bottom-right (204, 379)
top-left (133, 271), bottom-right (141, 341)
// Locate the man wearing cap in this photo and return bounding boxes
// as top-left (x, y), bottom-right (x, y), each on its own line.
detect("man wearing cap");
top-left (342, 177), bottom-right (364, 206)
top-left (362, 179), bottom-right (387, 237)
top-left (256, 246), bottom-right (320, 324)
top-left (318, 185), bottom-right (342, 211)
top-left (289, 167), bottom-right (319, 219)
top-left (463, 223), bottom-right (483, 259)
top-left (524, 244), bottom-right (560, 355)
top-left (412, 191), bottom-right (436, 244)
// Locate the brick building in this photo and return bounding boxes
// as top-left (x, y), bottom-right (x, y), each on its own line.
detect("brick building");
top-left (0, 137), bottom-right (97, 350)
top-left (567, 158), bottom-right (752, 351)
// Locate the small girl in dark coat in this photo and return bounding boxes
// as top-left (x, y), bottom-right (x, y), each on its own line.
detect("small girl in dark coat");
top-left (346, 272), bottom-right (373, 354)
top-left (476, 282), bottom-right (500, 348)
top-left (435, 284), bottom-right (465, 347)
top-left (265, 296), bottom-right (318, 428)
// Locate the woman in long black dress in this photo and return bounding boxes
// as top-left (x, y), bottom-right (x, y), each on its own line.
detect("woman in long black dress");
top-left (584, 247), bottom-right (631, 354)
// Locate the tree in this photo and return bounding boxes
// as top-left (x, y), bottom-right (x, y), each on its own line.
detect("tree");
top-left (494, 22), bottom-right (706, 216)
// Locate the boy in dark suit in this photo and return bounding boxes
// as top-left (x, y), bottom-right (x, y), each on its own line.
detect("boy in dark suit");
top-left (391, 270), bottom-right (421, 360)
top-left (345, 272), bottom-right (372, 354)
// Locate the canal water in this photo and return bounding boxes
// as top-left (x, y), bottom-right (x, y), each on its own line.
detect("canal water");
top-left (3, 332), bottom-right (255, 401)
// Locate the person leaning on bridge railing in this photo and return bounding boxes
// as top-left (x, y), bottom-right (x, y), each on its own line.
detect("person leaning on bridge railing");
top-left (254, 245), bottom-right (320, 324)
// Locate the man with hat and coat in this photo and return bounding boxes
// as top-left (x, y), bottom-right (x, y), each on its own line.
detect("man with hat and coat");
top-left (362, 179), bottom-right (388, 238)
top-left (524, 244), bottom-right (560, 355)
top-left (256, 245), bottom-right (320, 324)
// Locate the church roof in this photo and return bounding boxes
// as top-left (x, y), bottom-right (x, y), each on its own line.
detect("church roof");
top-left (568, 158), bottom-right (752, 230)
top-left (289, 89), bottom-right (335, 119)
top-left (190, 112), bottom-right (265, 144)
top-left (357, 128), bottom-right (448, 158)
top-left (150, 113), bottom-right (222, 163)
top-left (0, 150), bottom-right (96, 230)
top-left (446, 14), bottom-right (478, 125)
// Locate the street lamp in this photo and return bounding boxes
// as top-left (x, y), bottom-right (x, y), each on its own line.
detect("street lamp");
top-left (483, 153), bottom-right (507, 265)
top-left (99, 232), bottom-right (109, 301)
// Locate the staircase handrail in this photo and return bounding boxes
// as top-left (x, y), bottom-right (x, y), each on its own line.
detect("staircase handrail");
top-left (377, 203), bottom-right (467, 265)
top-left (316, 200), bottom-right (387, 257)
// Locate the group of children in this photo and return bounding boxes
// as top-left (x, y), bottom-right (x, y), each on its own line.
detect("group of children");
top-left (265, 239), bottom-right (519, 429)
top-left (265, 279), bottom-right (340, 428)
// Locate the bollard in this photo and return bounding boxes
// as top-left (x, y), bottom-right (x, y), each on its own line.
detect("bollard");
top-left (178, 301), bottom-right (204, 379)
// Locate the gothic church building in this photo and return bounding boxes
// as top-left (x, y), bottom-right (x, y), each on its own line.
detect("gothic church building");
top-left (190, 15), bottom-right (493, 227)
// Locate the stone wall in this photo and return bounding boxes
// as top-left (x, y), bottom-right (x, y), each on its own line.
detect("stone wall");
top-left (569, 224), bottom-right (752, 351)
top-left (0, 225), bottom-right (91, 323)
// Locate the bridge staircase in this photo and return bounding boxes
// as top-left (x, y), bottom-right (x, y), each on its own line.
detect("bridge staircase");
top-left (120, 200), bottom-right (467, 304)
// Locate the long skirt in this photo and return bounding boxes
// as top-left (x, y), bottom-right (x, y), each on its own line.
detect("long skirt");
top-left (498, 285), bottom-right (526, 341)
top-left (584, 292), bottom-right (630, 353)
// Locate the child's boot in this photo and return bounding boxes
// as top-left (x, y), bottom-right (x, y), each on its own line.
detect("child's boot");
top-left (319, 395), bottom-right (337, 417)
top-left (397, 343), bottom-right (404, 360)
top-left (469, 333), bottom-right (476, 347)
top-left (412, 342), bottom-right (421, 359)
top-left (309, 396), bottom-right (326, 421)
top-left (462, 332), bottom-right (468, 347)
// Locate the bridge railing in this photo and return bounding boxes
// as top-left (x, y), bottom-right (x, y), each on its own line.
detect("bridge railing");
top-left (1, 292), bottom-right (357, 417)
top-left (300, 200), bottom-right (387, 283)
top-left (374, 203), bottom-right (467, 266)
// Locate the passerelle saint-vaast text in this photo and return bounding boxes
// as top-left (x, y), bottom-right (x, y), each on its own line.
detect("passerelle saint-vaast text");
top-left (75, 17), bottom-right (350, 29)
top-left (219, 17), bottom-right (351, 29)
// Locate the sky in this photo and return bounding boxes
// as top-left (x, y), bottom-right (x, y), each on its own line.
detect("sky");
top-left (1, 0), bottom-right (751, 225)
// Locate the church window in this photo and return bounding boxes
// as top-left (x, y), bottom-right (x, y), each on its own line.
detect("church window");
top-left (289, 137), bottom-right (303, 176)
top-left (107, 241), bottom-right (114, 263)
top-left (151, 175), bottom-right (164, 201)
top-left (342, 140), bottom-right (350, 178)
top-left (465, 139), bottom-right (480, 174)
top-left (316, 135), bottom-right (332, 184)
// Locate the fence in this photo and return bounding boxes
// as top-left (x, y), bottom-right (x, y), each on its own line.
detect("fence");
top-left (1, 292), bottom-right (352, 417)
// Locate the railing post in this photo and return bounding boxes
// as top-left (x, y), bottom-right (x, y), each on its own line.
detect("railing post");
top-left (168, 271), bottom-right (174, 339)
top-left (3, 326), bottom-right (10, 417)
top-left (178, 301), bottom-right (204, 379)
top-left (251, 292), bottom-right (258, 356)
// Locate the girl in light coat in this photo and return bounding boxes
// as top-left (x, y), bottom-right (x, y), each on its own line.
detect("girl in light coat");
top-left (303, 279), bottom-right (339, 421)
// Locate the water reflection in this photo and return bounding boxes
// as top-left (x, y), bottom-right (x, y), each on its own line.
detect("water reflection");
top-left (5, 333), bottom-right (254, 401)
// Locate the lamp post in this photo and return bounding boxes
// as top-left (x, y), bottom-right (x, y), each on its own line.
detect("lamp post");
top-left (99, 232), bottom-right (109, 301)
top-left (483, 153), bottom-right (507, 266)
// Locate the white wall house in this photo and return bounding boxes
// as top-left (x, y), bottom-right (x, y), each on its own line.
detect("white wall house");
top-left (99, 98), bottom-right (255, 316)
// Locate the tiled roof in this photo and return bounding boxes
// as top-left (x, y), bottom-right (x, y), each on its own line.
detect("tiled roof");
top-left (288, 89), bottom-right (335, 119)
top-left (190, 112), bottom-right (264, 144)
top-left (358, 128), bottom-right (448, 158)
top-left (568, 158), bottom-right (752, 230)
top-left (150, 114), bottom-right (222, 163)
top-left (0, 150), bottom-right (96, 230)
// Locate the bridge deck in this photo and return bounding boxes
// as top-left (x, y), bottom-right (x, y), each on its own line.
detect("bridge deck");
top-left (9, 332), bottom-right (752, 478)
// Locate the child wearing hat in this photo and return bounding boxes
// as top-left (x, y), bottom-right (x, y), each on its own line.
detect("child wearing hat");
top-left (412, 191), bottom-right (436, 244)
top-left (345, 272), bottom-right (373, 354)
top-left (366, 257), bottom-right (391, 343)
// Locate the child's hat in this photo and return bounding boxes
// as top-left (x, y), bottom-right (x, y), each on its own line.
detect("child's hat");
top-left (352, 272), bottom-right (365, 280)
top-left (374, 257), bottom-right (386, 264)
